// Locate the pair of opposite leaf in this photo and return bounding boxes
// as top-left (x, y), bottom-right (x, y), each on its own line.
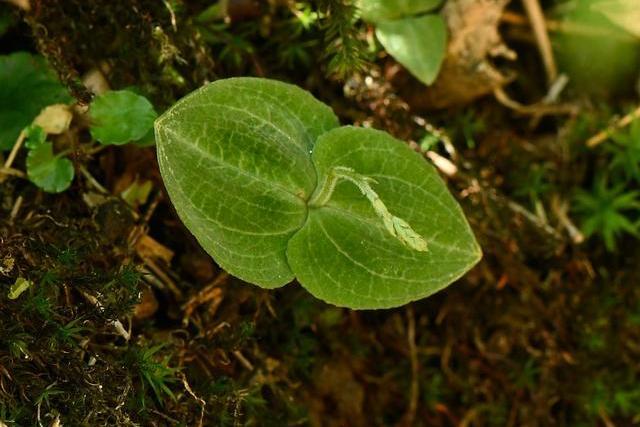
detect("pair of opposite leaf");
top-left (155, 78), bottom-right (481, 309)
top-left (359, 0), bottom-right (447, 85)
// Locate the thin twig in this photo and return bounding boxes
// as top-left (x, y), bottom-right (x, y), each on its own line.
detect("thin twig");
top-left (412, 115), bottom-right (457, 161)
top-left (141, 266), bottom-right (168, 291)
top-left (544, 74), bottom-right (569, 104)
top-left (79, 164), bottom-right (109, 193)
top-left (551, 195), bottom-right (584, 244)
top-left (0, 167), bottom-right (26, 178)
top-left (521, 0), bottom-right (557, 84)
top-left (162, 0), bottom-right (178, 31)
top-left (495, 192), bottom-right (561, 239)
top-left (86, 143), bottom-right (109, 156)
top-left (78, 289), bottom-right (131, 340)
top-left (425, 151), bottom-right (458, 177)
top-left (232, 350), bottom-right (254, 371)
top-left (493, 87), bottom-right (578, 117)
top-left (180, 373), bottom-right (206, 427)
top-left (530, 74), bottom-right (570, 129)
top-left (110, 319), bottom-right (131, 341)
top-left (598, 406), bottom-right (616, 427)
top-left (142, 191), bottom-right (163, 224)
top-left (143, 256), bottom-right (183, 300)
top-left (0, 131), bottom-right (27, 182)
top-left (148, 409), bottom-right (180, 424)
top-left (586, 105), bottom-right (640, 148)
top-left (400, 305), bottom-right (419, 427)
top-left (3, 131), bottom-right (26, 169)
top-left (182, 272), bottom-right (228, 326)
top-left (10, 196), bottom-right (23, 222)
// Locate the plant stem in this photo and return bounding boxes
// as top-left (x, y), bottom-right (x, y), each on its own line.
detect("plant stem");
top-left (308, 168), bottom-right (340, 208)
top-left (0, 130), bottom-right (27, 183)
top-left (56, 148), bottom-right (73, 158)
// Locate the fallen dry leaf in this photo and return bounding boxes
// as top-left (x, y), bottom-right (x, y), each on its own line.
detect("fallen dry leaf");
top-left (33, 104), bottom-right (73, 134)
top-left (120, 179), bottom-right (153, 209)
top-left (82, 67), bottom-right (110, 95)
top-left (136, 234), bottom-right (174, 264)
top-left (402, 0), bottom-right (515, 109)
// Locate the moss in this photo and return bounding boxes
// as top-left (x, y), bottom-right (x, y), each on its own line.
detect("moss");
top-left (25, 0), bottom-right (216, 105)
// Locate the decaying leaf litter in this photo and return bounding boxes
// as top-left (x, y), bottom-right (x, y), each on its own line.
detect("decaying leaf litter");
top-left (2, 0), bottom-right (640, 425)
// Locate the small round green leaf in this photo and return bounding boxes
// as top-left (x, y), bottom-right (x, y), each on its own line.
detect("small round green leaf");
top-left (375, 14), bottom-right (447, 85)
top-left (359, 0), bottom-right (442, 23)
top-left (24, 125), bottom-right (47, 150)
top-left (0, 52), bottom-right (71, 151)
top-left (287, 127), bottom-right (481, 309)
top-left (133, 127), bottom-right (156, 147)
top-left (26, 142), bottom-right (75, 193)
top-left (90, 90), bottom-right (157, 145)
top-left (155, 78), bottom-right (340, 287)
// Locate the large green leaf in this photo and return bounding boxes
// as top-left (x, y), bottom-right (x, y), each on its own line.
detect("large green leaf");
top-left (375, 14), bottom-right (447, 85)
top-left (287, 127), bottom-right (481, 308)
top-left (0, 52), bottom-right (71, 151)
top-left (155, 78), bottom-right (340, 287)
top-left (359, 0), bottom-right (442, 23)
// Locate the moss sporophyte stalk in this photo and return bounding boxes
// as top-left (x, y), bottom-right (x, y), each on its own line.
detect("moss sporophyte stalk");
top-left (155, 77), bottom-right (481, 309)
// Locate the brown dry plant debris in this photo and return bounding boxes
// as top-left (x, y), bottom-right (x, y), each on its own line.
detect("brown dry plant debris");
top-left (403, 0), bottom-right (516, 110)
